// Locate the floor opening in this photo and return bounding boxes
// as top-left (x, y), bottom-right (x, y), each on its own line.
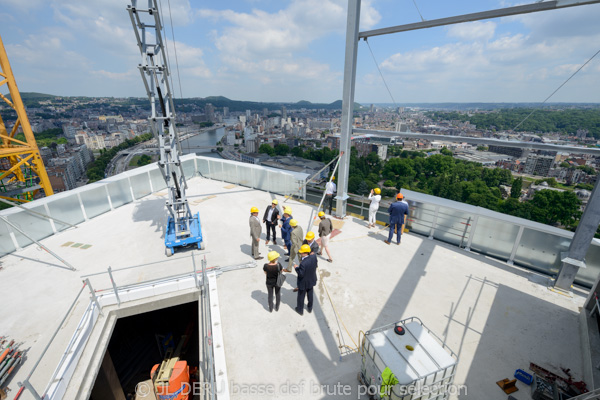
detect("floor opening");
top-left (90, 301), bottom-right (199, 400)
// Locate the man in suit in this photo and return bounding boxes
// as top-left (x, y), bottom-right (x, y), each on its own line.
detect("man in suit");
top-left (262, 199), bottom-right (280, 245)
top-left (280, 207), bottom-right (293, 255)
top-left (385, 193), bottom-right (409, 245)
top-left (286, 219), bottom-right (303, 272)
top-left (294, 244), bottom-right (318, 315)
top-left (249, 207), bottom-right (263, 260)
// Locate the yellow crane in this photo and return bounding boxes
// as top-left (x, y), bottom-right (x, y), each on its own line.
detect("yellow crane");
top-left (0, 33), bottom-right (53, 203)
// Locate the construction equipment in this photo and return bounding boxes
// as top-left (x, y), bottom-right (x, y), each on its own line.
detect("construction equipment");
top-left (0, 34), bottom-right (54, 204)
top-left (150, 336), bottom-right (190, 400)
top-left (0, 337), bottom-right (24, 394)
top-left (127, 0), bottom-right (204, 256)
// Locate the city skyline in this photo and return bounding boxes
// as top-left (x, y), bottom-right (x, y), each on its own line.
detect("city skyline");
top-left (1, 0), bottom-right (599, 103)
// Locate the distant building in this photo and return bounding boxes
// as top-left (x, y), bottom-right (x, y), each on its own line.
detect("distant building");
top-left (524, 154), bottom-right (554, 177)
top-left (205, 103), bottom-right (215, 122)
top-left (488, 145), bottom-right (527, 158)
top-left (282, 106), bottom-right (287, 120)
top-left (263, 108), bottom-right (268, 117)
top-left (241, 152), bottom-right (269, 165)
top-left (245, 138), bottom-right (257, 153)
top-left (395, 122), bottom-right (409, 132)
top-left (260, 156), bottom-right (327, 179)
top-left (223, 107), bottom-right (229, 118)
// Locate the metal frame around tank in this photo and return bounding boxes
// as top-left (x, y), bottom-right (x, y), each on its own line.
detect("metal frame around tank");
top-left (339, 0), bottom-right (600, 290)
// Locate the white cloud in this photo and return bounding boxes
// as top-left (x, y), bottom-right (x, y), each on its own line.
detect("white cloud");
top-left (447, 21), bottom-right (496, 42)
top-left (372, 3), bottom-right (600, 103)
top-left (6, 33), bottom-right (91, 71)
top-left (198, 0), bottom-right (379, 89)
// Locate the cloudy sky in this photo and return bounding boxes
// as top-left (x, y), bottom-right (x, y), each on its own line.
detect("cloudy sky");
top-left (1, 0), bottom-right (599, 103)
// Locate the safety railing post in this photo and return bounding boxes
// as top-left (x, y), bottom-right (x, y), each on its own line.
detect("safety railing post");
top-left (20, 380), bottom-right (43, 400)
top-left (85, 278), bottom-right (103, 316)
top-left (107, 266), bottom-right (120, 306)
top-left (429, 206), bottom-right (439, 240)
top-left (507, 225), bottom-right (525, 265)
top-left (464, 215), bottom-right (479, 252)
top-left (192, 253), bottom-right (199, 289)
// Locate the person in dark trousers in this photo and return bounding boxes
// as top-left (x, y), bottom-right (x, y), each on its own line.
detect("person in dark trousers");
top-left (324, 176), bottom-right (336, 215)
top-left (263, 199), bottom-right (280, 245)
top-left (385, 193), bottom-right (409, 245)
top-left (280, 207), bottom-right (293, 255)
top-left (294, 245), bottom-right (318, 315)
top-left (264, 251), bottom-right (283, 312)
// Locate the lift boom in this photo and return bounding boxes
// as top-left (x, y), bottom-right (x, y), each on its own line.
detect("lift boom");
top-left (127, 0), bottom-right (204, 256)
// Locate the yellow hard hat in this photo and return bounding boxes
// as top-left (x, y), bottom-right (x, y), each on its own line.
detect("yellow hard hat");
top-left (299, 244), bottom-right (311, 254)
top-left (318, 211), bottom-right (325, 218)
top-left (305, 231), bottom-right (315, 241)
top-left (331, 176), bottom-right (335, 181)
top-left (268, 251), bottom-right (280, 262)
top-left (284, 206), bottom-right (292, 214)
top-left (251, 207), bottom-right (259, 213)
top-left (272, 199), bottom-right (278, 205)
top-left (374, 188), bottom-right (381, 195)
top-left (289, 219), bottom-right (298, 227)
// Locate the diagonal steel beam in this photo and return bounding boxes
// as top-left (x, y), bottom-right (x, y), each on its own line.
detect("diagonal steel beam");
top-left (359, 0), bottom-right (600, 39)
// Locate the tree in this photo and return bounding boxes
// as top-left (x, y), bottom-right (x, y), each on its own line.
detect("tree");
top-left (357, 180), bottom-right (370, 196)
top-left (258, 143), bottom-right (275, 156)
top-left (560, 162), bottom-right (571, 169)
top-left (136, 154), bottom-right (152, 166)
top-left (510, 177), bottom-right (523, 198)
top-left (291, 146), bottom-right (304, 157)
top-left (440, 147), bottom-right (453, 156)
top-left (577, 165), bottom-right (596, 175)
top-left (529, 190), bottom-right (581, 227)
top-left (274, 144), bottom-right (290, 156)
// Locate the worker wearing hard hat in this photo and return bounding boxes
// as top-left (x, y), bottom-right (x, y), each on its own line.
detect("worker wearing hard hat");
top-left (385, 193), bottom-right (409, 245)
top-left (249, 207), bottom-right (263, 259)
top-left (302, 231), bottom-right (319, 255)
top-left (294, 244), bottom-right (318, 316)
top-left (368, 188), bottom-right (382, 228)
top-left (280, 206), bottom-right (293, 254)
top-left (286, 219), bottom-right (303, 272)
top-left (264, 251), bottom-right (283, 312)
top-left (262, 199), bottom-right (280, 245)
top-left (317, 211), bottom-right (333, 262)
top-left (324, 176), bottom-right (336, 215)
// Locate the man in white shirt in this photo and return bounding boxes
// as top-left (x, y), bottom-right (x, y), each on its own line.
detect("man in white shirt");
top-left (368, 188), bottom-right (382, 228)
top-left (324, 176), bottom-right (336, 215)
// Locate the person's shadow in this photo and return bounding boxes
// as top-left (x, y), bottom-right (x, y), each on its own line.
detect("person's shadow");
top-left (250, 272), bottom-right (298, 311)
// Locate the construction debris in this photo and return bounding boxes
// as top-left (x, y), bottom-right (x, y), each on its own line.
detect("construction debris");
top-left (496, 378), bottom-right (518, 394)
top-left (530, 362), bottom-right (588, 396)
top-left (0, 337), bottom-right (25, 394)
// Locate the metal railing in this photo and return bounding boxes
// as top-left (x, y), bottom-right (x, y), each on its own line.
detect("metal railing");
top-left (17, 253), bottom-right (255, 400)
top-left (304, 186), bottom-right (600, 288)
top-left (0, 154), bottom-right (307, 260)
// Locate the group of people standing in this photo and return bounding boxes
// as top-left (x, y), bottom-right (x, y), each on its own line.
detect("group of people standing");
top-left (251, 181), bottom-right (409, 315)
top-left (250, 199), bottom-right (334, 315)
top-left (368, 188), bottom-right (409, 244)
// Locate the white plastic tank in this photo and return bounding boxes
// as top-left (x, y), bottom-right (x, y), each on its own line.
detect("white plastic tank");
top-left (359, 317), bottom-right (458, 400)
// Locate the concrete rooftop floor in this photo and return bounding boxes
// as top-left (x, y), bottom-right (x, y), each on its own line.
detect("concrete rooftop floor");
top-left (0, 175), bottom-right (589, 399)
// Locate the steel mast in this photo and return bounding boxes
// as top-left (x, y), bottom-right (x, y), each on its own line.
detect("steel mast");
top-left (127, 0), bottom-right (204, 255)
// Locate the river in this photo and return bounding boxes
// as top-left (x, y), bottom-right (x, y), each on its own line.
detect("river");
top-left (179, 127), bottom-right (226, 159)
